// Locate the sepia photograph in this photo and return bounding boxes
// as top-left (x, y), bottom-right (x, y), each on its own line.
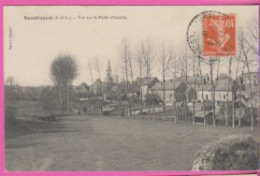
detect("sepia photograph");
top-left (4, 5), bottom-right (259, 171)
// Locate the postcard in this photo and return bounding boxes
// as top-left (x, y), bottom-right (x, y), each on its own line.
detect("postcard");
top-left (3, 4), bottom-right (259, 174)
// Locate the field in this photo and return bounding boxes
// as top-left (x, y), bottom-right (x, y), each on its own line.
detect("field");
top-left (5, 114), bottom-right (257, 171)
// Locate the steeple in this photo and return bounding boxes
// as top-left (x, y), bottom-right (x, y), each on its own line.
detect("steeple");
top-left (107, 59), bottom-right (111, 77)
top-left (104, 59), bottom-right (113, 84)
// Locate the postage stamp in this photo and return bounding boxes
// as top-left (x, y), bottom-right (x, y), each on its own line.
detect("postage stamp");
top-left (202, 14), bottom-right (236, 56)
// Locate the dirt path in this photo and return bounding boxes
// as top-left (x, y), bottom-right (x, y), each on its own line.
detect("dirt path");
top-left (5, 116), bottom-right (257, 171)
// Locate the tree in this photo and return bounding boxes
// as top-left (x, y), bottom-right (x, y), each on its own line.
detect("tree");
top-left (5, 76), bottom-right (16, 102)
top-left (173, 53), bottom-right (179, 123)
top-left (136, 48), bottom-right (144, 115)
top-left (191, 55), bottom-right (199, 125)
top-left (235, 53), bottom-right (245, 127)
top-left (120, 38), bottom-right (131, 116)
top-left (246, 17), bottom-right (258, 55)
top-left (88, 61), bottom-right (94, 84)
top-left (94, 58), bottom-right (103, 117)
top-left (114, 68), bottom-right (122, 105)
top-left (141, 41), bottom-right (153, 119)
top-left (128, 45), bottom-right (136, 118)
top-left (179, 47), bottom-right (190, 124)
top-left (225, 57), bottom-right (233, 127)
top-left (198, 56), bottom-right (207, 126)
top-left (208, 57), bottom-right (221, 127)
top-left (5, 76), bottom-right (17, 122)
top-left (5, 76), bottom-right (15, 87)
top-left (158, 44), bottom-right (173, 120)
top-left (50, 54), bottom-right (79, 114)
top-left (40, 86), bottom-right (59, 113)
top-left (238, 28), bottom-right (257, 131)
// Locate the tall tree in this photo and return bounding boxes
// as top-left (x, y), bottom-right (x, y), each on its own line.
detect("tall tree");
top-left (5, 76), bottom-right (15, 87)
top-left (239, 28), bottom-right (256, 131)
top-left (246, 17), bottom-right (258, 55)
top-left (50, 54), bottom-right (78, 114)
top-left (136, 48), bottom-right (144, 116)
top-left (191, 55), bottom-right (199, 125)
top-left (95, 58), bottom-right (103, 117)
top-left (158, 44), bottom-right (173, 120)
top-left (88, 61), bottom-right (94, 84)
top-left (235, 53), bottom-right (245, 127)
top-left (141, 41), bottom-right (153, 119)
top-left (173, 53), bottom-right (179, 123)
top-left (225, 57), bottom-right (233, 127)
top-left (198, 57), bottom-right (207, 126)
top-left (179, 48), bottom-right (189, 124)
top-left (208, 57), bottom-right (220, 127)
top-left (120, 38), bottom-right (131, 116)
top-left (128, 47), bottom-right (136, 118)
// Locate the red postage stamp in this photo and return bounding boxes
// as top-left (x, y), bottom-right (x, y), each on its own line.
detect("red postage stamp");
top-left (202, 14), bottom-right (236, 56)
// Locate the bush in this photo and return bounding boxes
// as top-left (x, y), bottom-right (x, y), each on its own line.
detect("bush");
top-left (5, 103), bottom-right (17, 123)
top-left (40, 87), bottom-right (60, 113)
top-left (192, 135), bottom-right (258, 170)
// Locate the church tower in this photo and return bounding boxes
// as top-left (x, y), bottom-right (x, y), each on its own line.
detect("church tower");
top-left (107, 60), bottom-right (112, 78)
top-left (104, 59), bottom-right (113, 86)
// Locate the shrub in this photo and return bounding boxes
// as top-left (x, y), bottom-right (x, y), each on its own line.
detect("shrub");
top-left (192, 135), bottom-right (258, 170)
top-left (40, 87), bottom-right (60, 113)
top-left (5, 103), bottom-right (17, 123)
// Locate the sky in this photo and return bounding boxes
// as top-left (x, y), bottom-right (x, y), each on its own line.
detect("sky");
top-left (4, 5), bottom-right (259, 86)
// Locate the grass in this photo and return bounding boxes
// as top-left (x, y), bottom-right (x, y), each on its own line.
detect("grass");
top-left (5, 115), bottom-right (257, 171)
top-left (15, 100), bottom-right (45, 116)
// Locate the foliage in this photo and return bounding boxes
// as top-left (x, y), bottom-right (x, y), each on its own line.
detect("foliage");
top-left (192, 135), bottom-right (258, 170)
top-left (40, 86), bottom-right (60, 113)
top-left (50, 54), bottom-right (79, 113)
top-left (5, 85), bottom-right (16, 102)
top-left (5, 85), bottom-right (17, 123)
top-left (5, 103), bottom-right (17, 123)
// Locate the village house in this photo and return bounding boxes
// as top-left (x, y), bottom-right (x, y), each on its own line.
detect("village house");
top-left (239, 72), bottom-right (259, 103)
top-left (139, 77), bottom-right (159, 102)
top-left (73, 82), bottom-right (90, 100)
top-left (241, 72), bottom-right (258, 93)
top-left (89, 79), bottom-right (102, 95)
top-left (197, 78), bottom-right (238, 102)
top-left (128, 83), bottom-right (140, 98)
top-left (185, 74), bottom-right (210, 86)
top-left (149, 79), bottom-right (187, 106)
top-left (182, 74), bottom-right (210, 103)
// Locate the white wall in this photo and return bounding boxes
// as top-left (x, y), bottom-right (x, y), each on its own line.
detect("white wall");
top-left (197, 91), bottom-right (233, 102)
top-left (149, 90), bottom-right (175, 105)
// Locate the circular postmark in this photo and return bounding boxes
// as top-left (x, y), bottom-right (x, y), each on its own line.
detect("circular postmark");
top-left (186, 10), bottom-right (235, 59)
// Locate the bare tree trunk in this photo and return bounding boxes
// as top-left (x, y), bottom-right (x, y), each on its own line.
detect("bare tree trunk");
top-left (95, 59), bottom-right (103, 117)
top-left (238, 87), bottom-right (242, 127)
top-left (239, 29), bottom-right (255, 130)
top-left (209, 58), bottom-right (216, 127)
top-left (225, 57), bottom-right (233, 127)
top-left (173, 56), bottom-right (178, 124)
top-left (232, 89), bottom-right (235, 128)
top-left (238, 64), bottom-right (246, 127)
top-left (129, 53), bottom-right (135, 118)
top-left (158, 45), bottom-right (172, 121)
top-left (192, 57), bottom-right (196, 125)
top-left (163, 79), bottom-right (166, 120)
top-left (140, 89), bottom-right (143, 116)
top-left (235, 57), bottom-right (244, 127)
top-left (141, 41), bottom-right (153, 119)
top-left (246, 63), bottom-right (254, 131)
top-left (209, 57), bottom-right (220, 127)
top-left (198, 57), bottom-right (206, 126)
top-left (137, 51), bottom-right (143, 117)
top-left (88, 62), bottom-right (94, 84)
